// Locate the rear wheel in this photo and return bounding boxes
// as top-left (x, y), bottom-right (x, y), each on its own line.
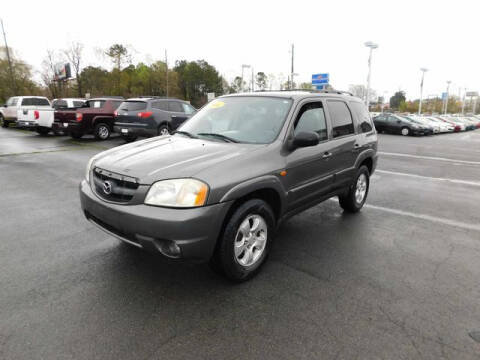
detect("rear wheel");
top-left (339, 165), bottom-right (370, 213)
top-left (36, 127), bottom-right (50, 136)
top-left (94, 123), bottom-right (111, 140)
top-left (158, 124), bottom-right (170, 136)
top-left (0, 115), bottom-right (8, 128)
top-left (401, 127), bottom-right (410, 136)
top-left (211, 199), bottom-right (275, 282)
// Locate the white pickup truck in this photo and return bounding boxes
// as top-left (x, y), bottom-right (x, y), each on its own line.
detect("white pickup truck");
top-left (0, 96), bottom-right (55, 135)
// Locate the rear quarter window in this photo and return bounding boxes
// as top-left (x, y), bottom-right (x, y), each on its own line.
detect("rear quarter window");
top-left (152, 101), bottom-right (169, 111)
top-left (168, 101), bottom-right (183, 112)
top-left (118, 101), bottom-right (147, 111)
top-left (327, 100), bottom-right (355, 138)
top-left (350, 102), bottom-right (374, 133)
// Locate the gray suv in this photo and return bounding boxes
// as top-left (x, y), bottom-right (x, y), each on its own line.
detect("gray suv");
top-left (113, 97), bottom-right (196, 141)
top-left (80, 91), bottom-right (378, 281)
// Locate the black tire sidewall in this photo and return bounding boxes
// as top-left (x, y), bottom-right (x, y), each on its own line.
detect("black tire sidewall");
top-left (158, 124), bottom-right (169, 136)
top-left (218, 199), bottom-right (275, 282)
top-left (352, 166), bottom-right (370, 210)
top-left (95, 123), bottom-right (110, 140)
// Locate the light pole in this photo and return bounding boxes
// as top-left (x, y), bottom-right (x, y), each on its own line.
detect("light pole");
top-left (444, 80), bottom-right (451, 115)
top-left (461, 87), bottom-right (466, 115)
top-left (418, 68), bottom-right (428, 115)
top-left (241, 64), bottom-right (250, 92)
top-left (364, 41), bottom-right (379, 110)
top-left (381, 91), bottom-right (387, 113)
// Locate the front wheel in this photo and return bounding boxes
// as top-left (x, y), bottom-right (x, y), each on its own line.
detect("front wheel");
top-left (94, 123), bottom-right (111, 140)
top-left (211, 199), bottom-right (275, 282)
top-left (401, 127), bottom-right (410, 136)
top-left (339, 165), bottom-right (370, 213)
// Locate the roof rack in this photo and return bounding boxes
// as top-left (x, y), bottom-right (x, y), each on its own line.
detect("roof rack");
top-left (254, 89), bottom-right (355, 96)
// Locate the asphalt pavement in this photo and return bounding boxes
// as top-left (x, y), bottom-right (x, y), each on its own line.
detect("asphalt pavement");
top-left (1, 128), bottom-right (479, 359)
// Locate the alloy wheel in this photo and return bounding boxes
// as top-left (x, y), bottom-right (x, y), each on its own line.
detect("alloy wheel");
top-left (234, 214), bottom-right (268, 267)
top-left (355, 174), bottom-right (368, 204)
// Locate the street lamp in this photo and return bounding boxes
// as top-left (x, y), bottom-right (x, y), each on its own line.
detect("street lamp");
top-left (418, 68), bottom-right (428, 115)
top-left (364, 41), bottom-right (379, 110)
top-left (444, 80), bottom-right (451, 114)
top-left (241, 64), bottom-right (250, 92)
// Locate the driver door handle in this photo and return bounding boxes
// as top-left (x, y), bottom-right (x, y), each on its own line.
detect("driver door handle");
top-left (322, 152), bottom-right (332, 159)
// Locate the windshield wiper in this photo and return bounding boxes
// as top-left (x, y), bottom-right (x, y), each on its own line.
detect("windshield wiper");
top-left (197, 133), bottom-right (239, 143)
top-left (173, 130), bottom-right (198, 139)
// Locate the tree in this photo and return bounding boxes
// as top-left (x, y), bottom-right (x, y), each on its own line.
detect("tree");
top-left (390, 91), bottom-right (406, 110)
top-left (64, 41), bottom-right (84, 97)
top-left (231, 76), bottom-right (244, 93)
top-left (299, 82), bottom-right (312, 90)
top-left (105, 44), bottom-right (131, 70)
top-left (255, 72), bottom-right (267, 91)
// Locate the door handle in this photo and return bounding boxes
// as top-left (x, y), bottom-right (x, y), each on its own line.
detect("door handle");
top-left (322, 152), bottom-right (332, 159)
top-left (353, 144), bottom-right (360, 152)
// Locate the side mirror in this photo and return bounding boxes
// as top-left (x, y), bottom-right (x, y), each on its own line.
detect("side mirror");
top-left (290, 131), bottom-right (320, 150)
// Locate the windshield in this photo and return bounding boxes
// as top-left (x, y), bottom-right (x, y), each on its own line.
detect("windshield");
top-left (178, 97), bottom-right (292, 144)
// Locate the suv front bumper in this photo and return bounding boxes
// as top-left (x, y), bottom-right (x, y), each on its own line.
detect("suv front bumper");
top-left (80, 180), bottom-right (232, 262)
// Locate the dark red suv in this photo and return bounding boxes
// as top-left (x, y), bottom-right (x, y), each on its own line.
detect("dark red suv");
top-left (53, 97), bottom-right (123, 140)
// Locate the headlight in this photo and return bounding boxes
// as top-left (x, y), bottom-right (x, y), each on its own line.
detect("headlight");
top-left (144, 179), bottom-right (209, 207)
top-left (85, 156), bottom-right (97, 182)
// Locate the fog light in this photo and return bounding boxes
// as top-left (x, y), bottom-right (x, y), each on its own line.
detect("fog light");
top-left (158, 240), bottom-right (181, 258)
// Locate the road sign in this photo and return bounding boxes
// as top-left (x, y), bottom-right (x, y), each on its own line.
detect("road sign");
top-left (312, 73), bottom-right (329, 85)
top-left (442, 92), bottom-right (448, 100)
top-left (315, 85), bottom-right (326, 90)
top-left (466, 91), bottom-right (478, 97)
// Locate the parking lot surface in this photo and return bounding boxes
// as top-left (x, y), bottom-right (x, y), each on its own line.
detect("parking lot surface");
top-left (1, 128), bottom-right (480, 359)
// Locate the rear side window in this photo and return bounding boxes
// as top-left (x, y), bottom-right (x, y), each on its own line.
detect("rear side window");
top-left (73, 101), bottom-right (85, 107)
top-left (152, 101), bottom-right (168, 111)
top-left (87, 100), bottom-right (106, 108)
top-left (35, 98), bottom-right (50, 106)
top-left (327, 101), bottom-right (355, 138)
top-left (294, 102), bottom-right (327, 141)
top-left (350, 102), bottom-right (373, 133)
top-left (52, 100), bottom-right (68, 109)
top-left (118, 101), bottom-right (147, 112)
top-left (168, 101), bottom-right (183, 112)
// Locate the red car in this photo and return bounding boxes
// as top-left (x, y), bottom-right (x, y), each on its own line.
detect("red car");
top-left (53, 97), bottom-right (123, 140)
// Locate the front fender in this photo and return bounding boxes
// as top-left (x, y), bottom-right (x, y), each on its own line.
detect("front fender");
top-left (219, 175), bottom-right (287, 214)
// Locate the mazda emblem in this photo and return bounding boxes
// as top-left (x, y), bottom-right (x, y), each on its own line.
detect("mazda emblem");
top-left (103, 181), bottom-right (113, 195)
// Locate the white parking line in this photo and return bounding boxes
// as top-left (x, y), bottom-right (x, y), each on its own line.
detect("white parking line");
top-left (375, 169), bottom-right (480, 187)
top-left (378, 152), bottom-right (480, 166)
top-left (365, 204), bottom-right (480, 232)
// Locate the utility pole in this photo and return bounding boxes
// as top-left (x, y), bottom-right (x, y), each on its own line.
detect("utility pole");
top-left (1, 19), bottom-right (16, 94)
top-left (418, 68), bottom-right (428, 115)
top-left (165, 49), bottom-right (168, 97)
top-left (364, 41), bottom-right (379, 110)
top-left (461, 88), bottom-right (466, 115)
top-left (444, 81), bottom-right (451, 114)
top-left (290, 44), bottom-right (294, 90)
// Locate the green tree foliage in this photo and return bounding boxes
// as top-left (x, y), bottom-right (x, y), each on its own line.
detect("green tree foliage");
top-left (105, 44), bottom-right (130, 70)
top-left (255, 72), bottom-right (267, 90)
top-left (174, 60), bottom-right (224, 107)
top-left (299, 82), bottom-right (312, 90)
top-left (0, 47), bottom-right (41, 102)
top-left (390, 91), bottom-right (406, 110)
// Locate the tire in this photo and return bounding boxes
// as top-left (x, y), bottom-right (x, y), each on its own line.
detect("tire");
top-left (70, 132), bottom-right (83, 139)
top-left (0, 115), bottom-right (7, 128)
top-left (401, 127), bottom-right (410, 136)
top-left (339, 165), bottom-right (370, 213)
top-left (36, 127), bottom-right (50, 136)
top-left (122, 135), bottom-right (137, 143)
top-left (94, 123), bottom-right (111, 140)
top-left (212, 199), bottom-right (275, 282)
top-left (158, 124), bottom-right (170, 136)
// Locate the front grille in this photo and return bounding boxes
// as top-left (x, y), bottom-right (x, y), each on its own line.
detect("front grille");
top-left (92, 167), bottom-right (139, 203)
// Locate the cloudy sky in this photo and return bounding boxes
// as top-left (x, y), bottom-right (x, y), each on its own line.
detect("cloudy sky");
top-left (3, 0), bottom-right (479, 100)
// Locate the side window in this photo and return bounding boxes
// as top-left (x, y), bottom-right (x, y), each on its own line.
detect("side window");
top-left (181, 103), bottom-right (196, 115)
top-left (152, 101), bottom-right (169, 111)
top-left (9, 97), bottom-right (18, 106)
top-left (111, 101), bottom-right (122, 110)
top-left (73, 101), bottom-right (85, 107)
top-left (350, 102), bottom-right (373, 133)
top-left (21, 98), bottom-right (34, 106)
top-left (35, 98), bottom-right (50, 106)
top-left (327, 101), bottom-right (355, 138)
top-left (53, 100), bottom-right (68, 109)
top-left (294, 102), bottom-right (328, 141)
top-left (168, 101), bottom-right (183, 113)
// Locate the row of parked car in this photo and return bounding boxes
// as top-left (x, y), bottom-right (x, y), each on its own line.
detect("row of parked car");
top-left (0, 96), bottom-right (197, 141)
top-left (370, 112), bottom-right (480, 136)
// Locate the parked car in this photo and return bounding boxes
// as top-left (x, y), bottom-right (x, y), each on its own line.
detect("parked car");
top-left (423, 116), bottom-right (454, 133)
top-left (53, 97), bottom-right (123, 140)
top-left (452, 116), bottom-right (476, 131)
top-left (80, 91), bottom-right (378, 281)
top-left (113, 97), bottom-right (196, 141)
top-left (434, 116), bottom-right (464, 132)
top-left (0, 96), bottom-right (52, 130)
top-left (407, 115), bottom-right (440, 134)
top-left (373, 113), bottom-right (431, 136)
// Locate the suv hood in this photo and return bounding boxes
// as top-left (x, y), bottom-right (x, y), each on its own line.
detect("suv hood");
top-left (93, 135), bottom-right (262, 184)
